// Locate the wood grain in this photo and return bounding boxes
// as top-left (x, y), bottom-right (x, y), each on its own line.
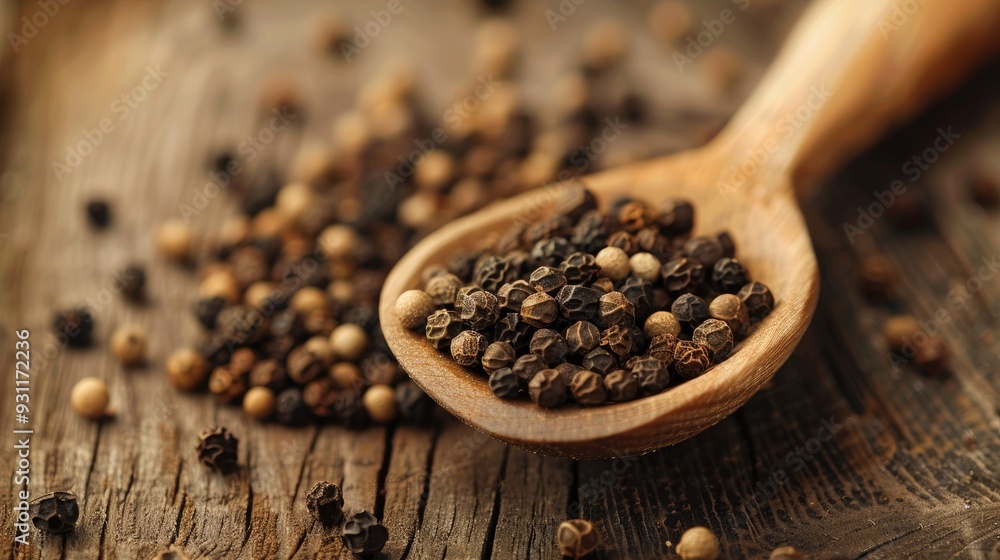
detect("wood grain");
top-left (1, 0), bottom-right (998, 558)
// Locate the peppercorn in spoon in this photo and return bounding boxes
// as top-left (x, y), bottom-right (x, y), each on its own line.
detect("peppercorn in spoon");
top-left (381, 0), bottom-right (1000, 458)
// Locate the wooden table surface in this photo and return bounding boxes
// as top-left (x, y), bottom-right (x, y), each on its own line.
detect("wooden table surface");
top-left (2, 0), bottom-right (999, 558)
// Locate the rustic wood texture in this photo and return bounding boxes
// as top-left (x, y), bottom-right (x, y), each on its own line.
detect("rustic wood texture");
top-left (1, 0), bottom-right (999, 558)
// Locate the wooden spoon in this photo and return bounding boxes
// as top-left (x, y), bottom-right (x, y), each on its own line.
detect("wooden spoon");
top-left (380, 0), bottom-right (1000, 459)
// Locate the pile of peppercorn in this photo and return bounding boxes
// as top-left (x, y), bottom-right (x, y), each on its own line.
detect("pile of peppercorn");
top-left (400, 184), bottom-right (774, 408)
top-left (161, 25), bottom-right (652, 426)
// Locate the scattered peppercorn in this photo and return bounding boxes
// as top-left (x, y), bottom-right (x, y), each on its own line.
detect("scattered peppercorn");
top-left (71, 377), bottom-right (109, 419)
top-left (557, 518), bottom-right (599, 558)
top-left (857, 255), bottom-right (896, 300)
top-left (28, 491), bottom-right (79, 534)
top-left (243, 386), bottom-right (276, 420)
top-left (53, 307), bottom-right (94, 347)
top-left (155, 219), bottom-right (194, 262)
top-left (342, 511), bottom-right (389, 555)
top-left (110, 325), bottom-right (147, 366)
top-left (167, 348), bottom-right (210, 391)
top-left (306, 481), bottom-right (344, 527)
top-left (85, 198), bottom-right (111, 229)
top-left (119, 264), bottom-right (146, 301)
top-left (676, 526), bottom-right (720, 560)
top-left (362, 384), bottom-right (398, 423)
top-left (196, 427), bottom-right (239, 473)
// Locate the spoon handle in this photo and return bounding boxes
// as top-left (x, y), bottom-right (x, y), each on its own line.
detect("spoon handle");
top-left (710, 0), bottom-right (1000, 195)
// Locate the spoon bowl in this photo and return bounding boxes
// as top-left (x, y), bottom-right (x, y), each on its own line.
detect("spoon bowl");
top-left (381, 152), bottom-right (818, 458)
top-left (380, 0), bottom-right (1000, 458)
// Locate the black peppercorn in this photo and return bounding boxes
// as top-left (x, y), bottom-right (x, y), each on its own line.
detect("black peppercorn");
top-left (196, 427), bottom-right (239, 473)
top-left (448, 251), bottom-right (483, 281)
top-left (684, 236), bottom-right (724, 268)
top-left (617, 276), bottom-right (653, 321)
top-left (306, 481), bottom-right (344, 527)
top-left (489, 367), bottom-right (523, 398)
top-left (208, 366), bottom-right (248, 404)
top-left (600, 324), bottom-right (632, 357)
top-left (674, 341), bottom-right (712, 378)
top-left (482, 341), bottom-right (517, 373)
top-left (342, 511), bottom-right (389, 555)
top-left (658, 199), bottom-right (694, 236)
top-left (737, 281), bottom-right (774, 323)
top-left (529, 266), bottom-right (568, 294)
top-left (565, 320), bottom-right (601, 355)
top-left (530, 329), bottom-right (569, 366)
top-left (571, 210), bottom-right (610, 253)
top-left (302, 378), bottom-right (339, 417)
top-left (528, 369), bottom-right (567, 408)
top-left (712, 257), bottom-right (749, 294)
top-left (217, 305), bottom-right (269, 346)
top-left (28, 491), bottom-right (79, 534)
top-left (635, 227), bottom-right (672, 260)
top-left (582, 347), bottom-right (618, 375)
top-left (569, 369), bottom-right (607, 405)
top-left (520, 292), bottom-right (560, 327)
top-left (473, 254), bottom-right (513, 293)
top-left (530, 237), bottom-right (576, 267)
top-left (249, 358), bottom-right (288, 392)
top-left (426, 310), bottom-right (464, 350)
top-left (395, 381), bottom-right (432, 422)
top-left (645, 334), bottom-right (678, 366)
top-left (557, 518), bottom-right (600, 559)
top-left (512, 353), bottom-right (546, 383)
top-left (560, 252), bottom-right (600, 285)
top-left (194, 296), bottom-right (227, 330)
top-left (606, 230), bottom-right (636, 254)
top-left (494, 312), bottom-right (534, 352)
top-left (629, 356), bottom-right (670, 395)
top-left (598, 291), bottom-right (635, 328)
top-left (556, 284), bottom-right (601, 321)
top-left (497, 280), bottom-right (535, 311)
top-left (671, 293), bottom-right (710, 328)
top-left (52, 307), bottom-right (94, 347)
top-left (85, 198), bottom-right (111, 228)
top-left (693, 318), bottom-right (733, 360)
top-left (119, 264), bottom-right (146, 301)
top-left (555, 362), bottom-right (582, 386)
top-left (460, 290), bottom-right (500, 330)
top-left (275, 387), bottom-right (315, 426)
top-left (661, 257), bottom-right (704, 296)
top-left (451, 330), bottom-right (489, 367)
top-left (286, 346), bottom-right (325, 384)
top-left (604, 369), bottom-right (638, 402)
